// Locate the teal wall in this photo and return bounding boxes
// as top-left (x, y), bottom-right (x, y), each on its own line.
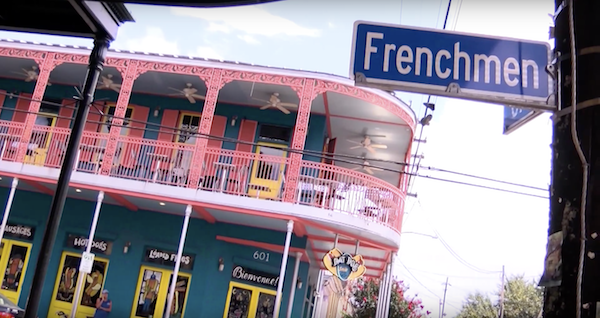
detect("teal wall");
top-left (0, 187), bottom-right (310, 317)
top-left (0, 79), bottom-right (327, 161)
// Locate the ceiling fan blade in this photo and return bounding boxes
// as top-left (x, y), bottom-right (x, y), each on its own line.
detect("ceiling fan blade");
top-left (186, 95), bottom-right (196, 104)
top-left (364, 167), bottom-right (375, 175)
top-left (366, 134), bottom-right (386, 138)
top-left (366, 146), bottom-right (377, 154)
top-left (372, 167), bottom-right (384, 171)
top-left (346, 139), bottom-right (362, 145)
top-left (351, 167), bottom-right (361, 171)
top-left (252, 97), bottom-right (269, 103)
top-left (168, 87), bottom-right (183, 93)
top-left (370, 144), bottom-right (388, 149)
top-left (349, 145), bottom-right (362, 150)
top-left (168, 93), bottom-right (183, 96)
top-left (191, 94), bottom-right (206, 100)
top-left (276, 104), bottom-right (291, 114)
top-left (24, 77), bottom-right (33, 82)
top-left (111, 86), bottom-right (121, 93)
top-left (260, 104), bottom-right (271, 110)
top-left (187, 88), bottom-right (198, 95)
top-left (279, 102), bottom-right (297, 108)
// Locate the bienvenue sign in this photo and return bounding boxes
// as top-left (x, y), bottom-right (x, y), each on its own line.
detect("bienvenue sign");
top-left (231, 264), bottom-right (279, 289)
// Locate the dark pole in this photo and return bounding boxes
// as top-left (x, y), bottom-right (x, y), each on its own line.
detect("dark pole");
top-left (545, 1), bottom-right (600, 318)
top-left (23, 34), bottom-right (110, 318)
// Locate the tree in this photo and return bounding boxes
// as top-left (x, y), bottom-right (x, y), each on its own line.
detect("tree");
top-left (343, 277), bottom-right (431, 318)
top-left (456, 275), bottom-right (543, 318)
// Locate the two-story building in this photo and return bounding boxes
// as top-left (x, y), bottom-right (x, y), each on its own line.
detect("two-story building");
top-left (0, 39), bottom-right (415, 318)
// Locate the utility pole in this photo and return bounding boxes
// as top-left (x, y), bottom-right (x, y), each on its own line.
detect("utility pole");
top-left (441, 277), bottom-right (450, 318)
top-left (545, 0), bottom-right (600, 318)
top-left (499, 266), bottom-right (505, 318)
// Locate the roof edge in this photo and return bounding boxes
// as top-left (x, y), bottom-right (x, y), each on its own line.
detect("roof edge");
top-left (0, 38), bottom-right (417, 126)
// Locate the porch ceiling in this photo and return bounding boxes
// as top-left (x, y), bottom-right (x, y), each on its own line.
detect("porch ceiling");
top-left (0, 176), bottom-right (391, 278)
top-left (0, 45), bottom-right (413, 187)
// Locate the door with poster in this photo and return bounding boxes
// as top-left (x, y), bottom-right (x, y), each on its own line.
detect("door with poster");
top-left (47, 252), bottom-right (110, 318)
top-left (222, 282), bottom-right (277, 318)
top-left (130, 266), bottom-right (192, 318)
top-left (0, 239), bottom-right (32, 304)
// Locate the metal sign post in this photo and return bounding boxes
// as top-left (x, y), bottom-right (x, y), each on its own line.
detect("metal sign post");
top-left (70, 191), bottom-right (104, 318)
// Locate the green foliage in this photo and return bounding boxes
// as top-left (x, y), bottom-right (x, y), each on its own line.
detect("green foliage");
top-left (456, 275), bottom-right (543, 318)
top-left (344, 277), bottom-right (430, 318)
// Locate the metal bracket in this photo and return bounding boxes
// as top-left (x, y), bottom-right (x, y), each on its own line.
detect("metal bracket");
top-left (445, 83), bottom-right (461, 94)
top-left (354, 72), bottom-right (367, 84)
top-left (556, 46), bottom-right (600, 62)
top-left (552, 98), bottom-right (600, 119)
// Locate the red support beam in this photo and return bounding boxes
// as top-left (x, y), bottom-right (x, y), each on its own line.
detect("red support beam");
top-left (193, 205), bottom-right (216, 223)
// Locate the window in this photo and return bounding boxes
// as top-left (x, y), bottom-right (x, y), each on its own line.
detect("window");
top-left (39, 98), bottom-right (61, 115)
top-left (258, 124), bottom-right (292, 144)
top-left (101, 105), bottom-right (133, 134)
top-left (177, 114), bottom-right (200, 144)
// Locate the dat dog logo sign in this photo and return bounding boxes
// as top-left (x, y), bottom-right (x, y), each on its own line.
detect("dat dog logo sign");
top-left (323, 248), bottom-right (367, 281)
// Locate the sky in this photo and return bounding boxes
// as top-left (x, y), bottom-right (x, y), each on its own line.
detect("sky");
top-left (0, 0), bottom-right (555, 316)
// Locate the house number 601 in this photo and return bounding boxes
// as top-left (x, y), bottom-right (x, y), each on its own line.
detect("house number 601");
top-left (253, 251), bottom-right (270, 262)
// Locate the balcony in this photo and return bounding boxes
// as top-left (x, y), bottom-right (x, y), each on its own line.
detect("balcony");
top-left (0, 119), bottom-right (405, 232)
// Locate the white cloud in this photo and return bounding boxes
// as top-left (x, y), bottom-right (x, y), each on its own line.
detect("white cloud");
top-left (328, 22), bottom-right (335, 28)
top-left (125, 27), bottom-right (180, 55)
top-left (170, 6), bottom-right (320, 37)
top-left (237, 35), bottom-right (260, 45)
top-left (193, 46), bottom-right (224, 60)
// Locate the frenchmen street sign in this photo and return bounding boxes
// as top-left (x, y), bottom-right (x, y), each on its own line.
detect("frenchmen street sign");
top-left (350, 21), bottom-right (555, 112)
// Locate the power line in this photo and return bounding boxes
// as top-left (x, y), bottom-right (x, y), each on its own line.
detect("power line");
top-left (416, 199), bottom-right (503, 275)
top-left (0, 91), bottom-right (550, 200)
top-left (398, 261), bottom-right (442, 300)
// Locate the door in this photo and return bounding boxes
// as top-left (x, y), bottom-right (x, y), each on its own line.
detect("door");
top-left (130, 266), bottom-right (192, 318)
top-left (248, 143), bottom-right (287, 199)
top-left (0, 240), bottom-right (32, 304)
top-left (170, 113), bottom-right (200, 183)
top-left (98, 105), bottom-right (134, 168)
top-left (222, 282), bottom-right (277, 318)
top-left (47, 252), bottom-right (110, 318)
top-left (26, 112), bottom-right (58, 165)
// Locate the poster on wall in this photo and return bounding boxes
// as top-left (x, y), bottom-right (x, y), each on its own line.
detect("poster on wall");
top-left (539, 230), bottom-right (562, 287)
top-left (322, 248), bottom-right (367, 282)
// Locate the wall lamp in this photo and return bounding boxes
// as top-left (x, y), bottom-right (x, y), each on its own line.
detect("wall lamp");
top-left (153, 107), bottom-right (160, 117)
top-left (231, 116), bottom-right (238, 126)
top-left (297, 278), bottom-right (303, 289)
top-left (123, 241), bottom-right (131, 254)
top-left (218, 258), bottom-right (225, 272)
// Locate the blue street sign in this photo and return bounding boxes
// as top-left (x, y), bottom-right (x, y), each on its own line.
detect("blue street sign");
top-left (350, 21), bottom-right (555, 111)
top-left (503, 106), bottom-right (541, 135)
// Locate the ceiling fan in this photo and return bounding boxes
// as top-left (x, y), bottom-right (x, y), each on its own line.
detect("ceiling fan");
top-left (12, 66), bottom-right (52, 86)
top-left (97, 74), bottom-right (121, 92)
top-left (168, 83), bottom-right (206, 104)
top-left (352, 158), bottom-right (383, 175)
top-left (347, 135), bottom-right (388, 154)
top-left (253, 92), bottom-right (297, 115)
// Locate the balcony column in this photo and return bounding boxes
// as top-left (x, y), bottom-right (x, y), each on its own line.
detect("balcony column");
top-left (0, 178), bottom-right (19, 243)
top-left (99, 60), bottom-right (143, 175)
top-left (282, 79), bottom-right (317, 203)
top-left (15, 53), bottom-right (63, 162)
top-left (187, 68), bottom-right (226, 188)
